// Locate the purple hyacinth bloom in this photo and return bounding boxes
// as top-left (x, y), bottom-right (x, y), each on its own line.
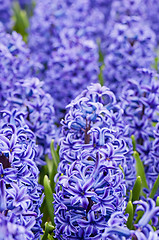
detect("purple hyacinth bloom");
top-left (28, 0), bottom-right (69, 74)
top-left (131, 225), bottom-right (159, 240)
top-left (28, 0), bottom-right (113, 123)
top-left (133, 198), bottom-right (159, 227)
top-left (0, 213), bottom-right (36, 240)
top-left (109, 0), bottom-right (147, 22)
top-left (144, 123), bottom-right (159, 195)
top-left (28, 0), bottom-right (105, 122)
top-left (54, 83), bottom-right (135, 239)
top-left (44, 29), bottom-right (99, 122)
top-left (28, 0), bottom-right (106, 68)
top-left (0, 0), bottom-right (12, 30)
top-left (60, 83), bottom-right (136, 189)
top-left (0, 109), bottom-right (43, 239)
top-left (130, 198), bottom-right (159, 239)
top-left (102, 212), bottom-right (131, 239)
top-left (104, 16), bottom-right (156, 98)
top-left (0, 25), bottom-right (41, 109)
top-left (89, 0), bottom-right (114, 23)
top-left (0, 25), bottom-right (55, 157)
top-left (145, 0), bottom-right (159, 43)
top-left (120, 69), bottom-right (159, 193)
top-left (4, 77), bottom-right (55, 157)
top-left (64, 0), bottom-right (106, 42)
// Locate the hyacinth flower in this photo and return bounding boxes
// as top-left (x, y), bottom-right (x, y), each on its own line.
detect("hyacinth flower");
top-left (54, 149), bottom-right (127, 239)
top-left (130, 198), bottom-right (159, 239)
top-left (54, 83), bottom-right (137, 239)
top-left (109, 0), bottom-right (147, 22)
top-left (0, 23), bottom-right (41, 108)
top-left (101, 211), bottom-right (131, 239)
top-left (0, 0), bottom-right (12, 30)
top-left (89, 0), bottom-right (114, 23)
top-left (145, 0), bottom-right (159, 44)
top-left (104, 16), bottom-right (156, 98)
top-left (64, 0), bottom-right (106, 43)
top-left (145, 123), bottom-right (159, 195)
top-left (59, 83), bottom-right (135, 189)
top-left (120, 69), bottom-right (159, 194)
top-left (101, 198), bottom-right (159, 239)
top-left (4, 77), bottom-right (55, 159)
top-left (28, 0), bottom-right (105, 81)
top-left (28, 0), bottom-right (69, 75)
top-left (0, 109), bottom-right (43, 239)
top-left (44, 29), bottom-right (99, 123)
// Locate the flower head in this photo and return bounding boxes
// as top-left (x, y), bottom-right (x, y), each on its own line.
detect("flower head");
top-left (54, 83), bottom-right (135, 239)
top-left (0, 109), bottom-right (43, 239)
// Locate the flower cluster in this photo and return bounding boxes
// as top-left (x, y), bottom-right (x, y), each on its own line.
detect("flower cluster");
top-left (0, 109), bottom-right (43, 239)
top-left (102, 198), bottom-right (159, 239)
top-left (0, 0), bottom-right (159, 239)
top-left (104, 16), bottom-right (156, 97)
top-left (44, 30), bottom-right (99, 122)
top-left (4, 77), bottom-right (55, 158)
top-left (0, 26), bottom-right (54, 159)
top-left (120, 69), bottom-right (159, 193)
top-left (0, 0), bottom-right (12, 30)
top-left (54, 83), bottom-right (135, 238)
top-left (64, 0), bottom-right (106, 42)
top-left (28, 0), bottom-right (110, 121)
top-left (145, 0), bottom-right (159, 43)
top-left (144, 123), bottom-right (159, 195)
top-left (109, 0), bottom-right (147, 22)
top-left (0, 24), bottom-right (40, 109)
top-left (28, 0), bottom-right (67, 74)
top-left (89, 0), bottom-right (113, 22)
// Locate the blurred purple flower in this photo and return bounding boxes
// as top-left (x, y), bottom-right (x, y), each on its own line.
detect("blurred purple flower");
top-left (104, 16), bottom-right (156, 97)
top-left (0, 0), bottom-right (12, 30)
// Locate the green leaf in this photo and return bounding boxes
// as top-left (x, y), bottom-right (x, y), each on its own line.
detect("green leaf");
top-left (153, 56), bottom-right (158, 72)
top-left (97, 40), bottom-right (104, 64)
top-left (132, 176), bottom-right (142, 207)
top-left (38, 165), bottom-right (48, 186)
top-left (12, 2), bottom-right (29, 42)
top-left (45, 154), bottom-right (54, 177)
top-left (48, 234), bottom-right (55, 240)
top-left (43, 175), bottom-right (54, 225)
top-left (50, 140), bottom-right (60, 191)
top-left (125, 201), bottom-right (134, 229)
top-left (50, 140), bottom-right (59, 170)
top-left (149, 175), bottom-right (159, 199)
top-left (131, 135), bottom-right (136, 151)
top-left (98, 64), bottom-right (105, 86)
top-left (40, 198), bottom-right (49, 228)
top-left (127, 177), bottom-right (142, 227)
top-left (156, 196), bottom-right (159, 206)
top-left (41, 222), bottom-right (54, 240)
top-left (119, 164), bottom-right (125, 178)
top-left (129, 190), bottom-right (132, 202)
top-left (133, 151), bottom-right (149, 195)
